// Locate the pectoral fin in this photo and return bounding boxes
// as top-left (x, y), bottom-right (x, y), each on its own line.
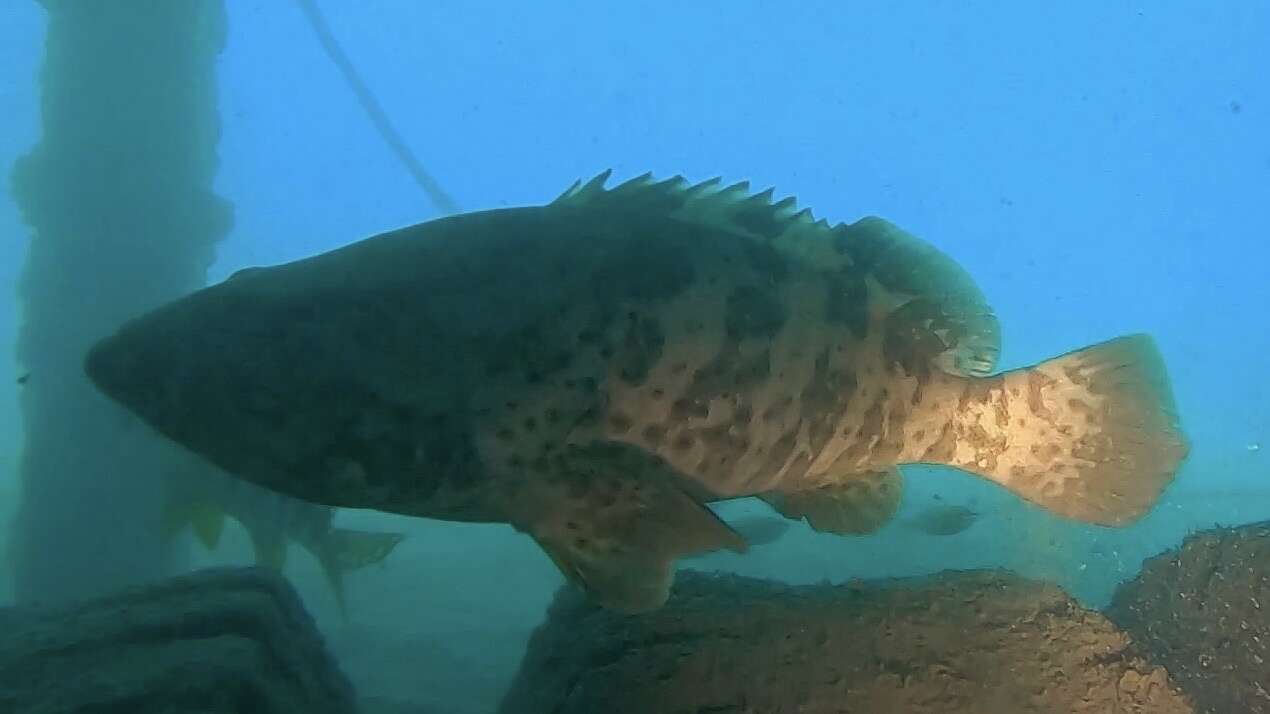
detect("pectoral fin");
top-left (760, 467), bottom-right (903, 535)
top-left (519, 470), bottom-right (746, 614)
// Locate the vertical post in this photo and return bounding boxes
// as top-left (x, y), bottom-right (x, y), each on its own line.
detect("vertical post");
top-left (8, 0), bottom-right (232, 604)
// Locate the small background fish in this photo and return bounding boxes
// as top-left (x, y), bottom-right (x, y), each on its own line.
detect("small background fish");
top-left (163, 462), bottom-right (405, 617)
top-left (904, 502), bottom-right (980, 536)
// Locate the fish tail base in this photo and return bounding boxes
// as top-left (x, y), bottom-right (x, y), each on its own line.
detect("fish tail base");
top-left (950, 334), bottom-right (1188, 526)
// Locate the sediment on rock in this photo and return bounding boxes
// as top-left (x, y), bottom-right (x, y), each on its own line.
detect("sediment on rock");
top-left (1108, 520), bottom-right (1270, 714)
top-left (502, 568), bottom-right (1192, 714)
top-left (0, 566), bottom-right (357, 714)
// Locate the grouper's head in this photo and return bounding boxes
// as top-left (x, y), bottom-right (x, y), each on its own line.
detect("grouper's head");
top-left (82, 250), bottom-right (453, 512)
top-left (84, 264), bottom-right (337, 501)
top-left (84, 208), bottom-right (573, 514)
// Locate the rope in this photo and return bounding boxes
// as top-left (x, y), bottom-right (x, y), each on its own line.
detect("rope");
top-left (295, 0), bottom-right (461, 215)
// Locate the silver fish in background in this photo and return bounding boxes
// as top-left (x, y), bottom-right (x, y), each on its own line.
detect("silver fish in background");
top-left (85, 171), bottom-right (1189, 613)
top-left (905, 503), bottom-right (980, 536)
top-left (163, 463), bottom-right (404, 617)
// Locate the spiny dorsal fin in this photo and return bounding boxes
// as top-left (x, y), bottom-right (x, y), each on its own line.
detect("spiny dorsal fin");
top-left (551, 169), bottom-right (851, 271)
top-left (549, 171), bottom-right (1002, 377)
top-left (552, 168), bottom-right (614, 204)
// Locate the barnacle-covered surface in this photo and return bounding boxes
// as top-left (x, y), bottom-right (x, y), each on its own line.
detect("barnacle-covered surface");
top-left (1108, 520), bottom-right (1270, 714)
top-left (0, 567), bottom-right (357, 714)
top-left (501, 568), bottom-right (1193, 714)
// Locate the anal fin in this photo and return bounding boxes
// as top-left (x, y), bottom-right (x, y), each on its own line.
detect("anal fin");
top-left (759, 468), bottom-right (903, 535)
top-left (518, 468), bottom-right (746, 614)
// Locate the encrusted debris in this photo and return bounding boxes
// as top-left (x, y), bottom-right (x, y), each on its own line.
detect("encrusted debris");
top-left (502, 568), bottom-right (1192, 713)
top-left (1109, 520), bottom-right (1270, 714)
top-left (0, 567), bottom-right (357, 714)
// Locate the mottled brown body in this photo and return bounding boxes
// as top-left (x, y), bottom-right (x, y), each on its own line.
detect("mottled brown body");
top-left (84, 171), bottom-right (1188, 613)
top-left (473, 246), bottom-right (951, 502)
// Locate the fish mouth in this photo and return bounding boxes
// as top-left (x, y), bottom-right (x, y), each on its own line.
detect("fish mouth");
top-left (84, 332), bottom-right (141, 407)
top-left (84, 335), bottom-right (118, 392)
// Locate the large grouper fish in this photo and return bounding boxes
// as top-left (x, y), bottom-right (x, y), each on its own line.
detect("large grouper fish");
top-left (84, 171), bottom-right (1189, 613)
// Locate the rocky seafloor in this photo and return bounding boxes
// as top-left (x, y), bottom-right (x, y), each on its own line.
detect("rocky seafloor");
top-left (4, 520), bottom-right (1270, 713)
top-left (501, 569), bottom-right (1189, 714)
top-left (0, 567), bottom-right (358, 714)
top-left (1108, 519), bottom-right (1270, 714)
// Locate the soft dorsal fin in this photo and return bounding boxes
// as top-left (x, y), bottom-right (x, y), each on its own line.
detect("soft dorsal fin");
top-left (840, 217), bottom-right (1001, 376)
top-left (551, 170), bottom-right (1001, 377)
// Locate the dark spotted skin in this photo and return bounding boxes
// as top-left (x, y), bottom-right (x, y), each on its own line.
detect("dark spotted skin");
top-left (464, 213), bottom-right (967, 516)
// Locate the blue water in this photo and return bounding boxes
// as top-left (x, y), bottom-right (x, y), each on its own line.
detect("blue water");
top-left (1, 3), bottom-right (1267, 711)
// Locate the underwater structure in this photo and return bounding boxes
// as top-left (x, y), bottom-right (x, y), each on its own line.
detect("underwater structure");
top-left (8, 0), bottom-right (233, 603)
top-left (5, 4), bottom-right (1266, 713)
top-left (0, 567), bottom-right (357, 713)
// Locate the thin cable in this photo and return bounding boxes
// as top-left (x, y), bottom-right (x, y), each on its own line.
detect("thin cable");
top-left (295, 0), bottom-right (461, 215)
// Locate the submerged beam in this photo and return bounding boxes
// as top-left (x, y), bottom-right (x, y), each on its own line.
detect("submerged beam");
top-left (8, 0), bottom-right (232, 603)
